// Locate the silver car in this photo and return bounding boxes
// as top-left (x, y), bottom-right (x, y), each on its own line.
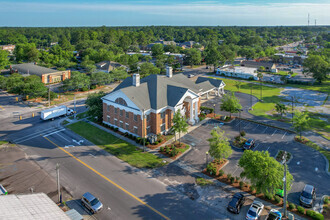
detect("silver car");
top-left (81, 192), bottom-right (103, 214)
top-left (300, 184), bottom-right (316, 207)
top-left (246, 200), bottom-right (264, 220)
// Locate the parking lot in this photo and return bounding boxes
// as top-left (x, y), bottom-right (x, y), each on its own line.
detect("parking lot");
top-left (179, 118), bottom-right (329, 211)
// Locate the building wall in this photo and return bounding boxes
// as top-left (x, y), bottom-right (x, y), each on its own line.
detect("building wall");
top-left (42, 70), bottom-right (71, 84)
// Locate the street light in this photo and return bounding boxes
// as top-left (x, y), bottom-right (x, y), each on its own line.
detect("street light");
top-left (236, 108), bottom-right (243, 133)
top-left (282, 151), bottom-right (288, 218)
top-left (206, 151), bottom-right (209, 167)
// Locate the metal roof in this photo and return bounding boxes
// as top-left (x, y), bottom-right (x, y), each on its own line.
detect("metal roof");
top-left (0, 193), bottom-right (70, 219)
top-left (11, 63), bottom-right (58, 76)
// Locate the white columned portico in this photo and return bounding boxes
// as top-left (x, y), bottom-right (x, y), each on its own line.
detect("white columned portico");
top-left (188, 100), bottom-right (195, 125)
top-left (194, 100), bottom-right (199, 122)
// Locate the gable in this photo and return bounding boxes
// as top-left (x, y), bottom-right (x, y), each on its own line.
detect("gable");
top-left (102, 89), bottom-right (141, 112)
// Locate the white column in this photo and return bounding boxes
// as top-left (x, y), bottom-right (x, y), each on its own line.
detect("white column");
top-left (206, 92), bottom-right (209, 99)
top-left (188, 100), bottom-right (195, 125)
top-left (194, 100), bottom-right (199, 122)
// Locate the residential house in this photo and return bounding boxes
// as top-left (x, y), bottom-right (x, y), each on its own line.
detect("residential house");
top-left (0, 44), bottom-right (15, 53)
top-left (217, 66), bottom-right (259, 80)
top-left (102, 67), bottom-right (225, 138)
top-left (10, 63), bottom-right (71, 84)
top-left (95, 61), bottom-right (127, 73)
top-left (240, 61), bottom-right (277, 73)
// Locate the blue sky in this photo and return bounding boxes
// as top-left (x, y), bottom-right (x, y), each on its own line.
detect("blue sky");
top-left (1, 0), bottom-right (329, 26)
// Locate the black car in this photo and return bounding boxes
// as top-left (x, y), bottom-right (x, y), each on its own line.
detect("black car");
top-left (227, 193), bottom-right (245, 214)
top-left (243, 139), bottom-right (255, 150)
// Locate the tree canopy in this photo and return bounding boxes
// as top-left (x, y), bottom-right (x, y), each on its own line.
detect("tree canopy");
top-left (171, 109), bottom-right (189, 145)
top-left (220, 92), bottom-right (242, 118)
top-left (293, 110), bottom-right (310, 139)
top-left (303, 54), bottom-right (329, 83)
top-left (207, 127), bottom-right (232, 161)
top-left (86, 91), bottom-right (105, 122)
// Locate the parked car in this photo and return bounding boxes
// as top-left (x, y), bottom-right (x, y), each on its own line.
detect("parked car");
top-left (188, 74), bottom-right (194, 78)
top-left (243, 139), bottom-right (255, 150)
top-left (246, 200), bottom-right (264, 220)
top-left (81, 192), bottom-right (103, 214)
top-left (265, 209), bottom-right (282, 220)
top-left (286, 74), bottom-right (291, 79)
top-left (227, 193), bottom-right (246, 214)
top-left (300, 184), bottom-right (316, 207)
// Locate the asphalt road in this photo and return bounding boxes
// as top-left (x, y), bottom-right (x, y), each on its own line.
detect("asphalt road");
top-left (7, 121), bottom-right (226, 219)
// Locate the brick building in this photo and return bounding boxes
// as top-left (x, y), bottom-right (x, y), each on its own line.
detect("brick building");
top-left (102, 67), bottom-right (225, 138)
top-left (10, 63), bottom-right (71, 84)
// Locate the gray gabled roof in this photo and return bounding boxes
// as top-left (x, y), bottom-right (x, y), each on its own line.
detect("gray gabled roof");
top-left (195, 77), bottom-right (224, 88)
top-left (241, 61), bottom-right (275, 69)
top-left (11, 63), bottom-right (58, 76)
top-left (106, 74), bottom-right (223, 111)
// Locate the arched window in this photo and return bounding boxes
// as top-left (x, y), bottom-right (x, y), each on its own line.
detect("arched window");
top-left (115, 97), bottom-right (128, 106)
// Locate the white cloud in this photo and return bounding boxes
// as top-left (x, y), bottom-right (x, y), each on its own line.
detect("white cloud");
top-left (0, 1), bottom-right (329, 25)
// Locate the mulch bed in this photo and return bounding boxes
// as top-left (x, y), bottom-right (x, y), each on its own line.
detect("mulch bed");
top-left (205, 114), bottom-right (236, 122)
top-left (159, 142), bottom-right (188, 159)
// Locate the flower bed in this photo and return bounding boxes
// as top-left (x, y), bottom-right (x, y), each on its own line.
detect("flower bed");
top-left (232, 135), bottom-right (247, 148)
top-left (159, 142), bottom-right (190, 159)
top-left (275, 150), bottom-right (292, 163)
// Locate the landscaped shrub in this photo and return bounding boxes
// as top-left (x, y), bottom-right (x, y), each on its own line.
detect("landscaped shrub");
top-left (165, 146), bottom-right (170, 154)
top-left (297, 206), bottom-right (305, 214)
top-left (235, 176), bottom-right (240, 182)
top-left (146, 142), bottom-right (150, 145)
top-left (249, 185), bottom-right (255, 192)
top-left (160, 147), bottom-right (164, 152)
top-left (239, 181), bottom-right (244, 189)
top-left (200, 106), bottom-right (214, 114)
top-left (312, 213), bottom-right (324, 220)
top-left (136, 137), bottom-right (141, 143)
top-left (288, 202), bottom-right (296, 210)
top-left (324, 196), bottom-right (329, 205)
top-left (274, 195), bottom-right (281, 204)
top-left (124, 132), bottom-right (128, 136)
top-left (230, 176), bottom-right (235, 183)
top-left (218, 169), bottom-right (224, 176)
top-left (265, 192), bottom-right (274, 201)
top-left (207, 163), bottom-right (217, 175)
top-left (114, 127), bottom-right (119, 132)
top-left (235, 136), bottom-right (241, 141)
top-left (227, 173), bottom-right (232, 180)
top-left (306, 210), bottom-right (315, 218)
top-left (171, 148), bottom-right (178, 157)
top-left (240, 130), bottom-right (246, 137)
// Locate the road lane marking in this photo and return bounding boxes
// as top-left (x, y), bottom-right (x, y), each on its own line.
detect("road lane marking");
top-left (56, 132), bottom-right (71, 142)
top-left (271, 129), bottom-right (277, 136)
top-left (0, 105), bottom-right (4, 110)
top-left (43, 136), bottom-right (170, 220)
top-left (14, 128), bottom-right (62, 143)
top-left (14, 127), bottom-right (60, 142)
top-left (281, 132), bottom-right (287, 139)
top-left (43, 129), bottom-right (66, 137)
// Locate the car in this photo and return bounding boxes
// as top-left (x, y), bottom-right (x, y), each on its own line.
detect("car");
top-left (265, 209), bottom-right (282, 220)
top-left (243, 139), bottom-right (255, 150)
top-left (300, 184), bottom-right (316, 207)
top-left (270, 77), bottom-right (275, 82)
top-left (81, 192), bottom-right (103, 214)
top-left (246, 200), bottom-right (264, 220)
top-left (188, 74), bottom-right (194, 78)
top-left (227, 193), bottom-right (246, 214)
top-left (286, 74), bottom-right (291, 79)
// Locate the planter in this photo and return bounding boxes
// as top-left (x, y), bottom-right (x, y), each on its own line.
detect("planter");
top-left (275, 150), bottom-right (292, 164)
top-left (159, 143), bottom-right (190, 159)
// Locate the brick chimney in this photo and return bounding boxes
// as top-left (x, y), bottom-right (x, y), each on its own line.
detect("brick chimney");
top-left (166, 66), bottom-right (173, 78)
top-left (133, 73), bottom-right (140, 87)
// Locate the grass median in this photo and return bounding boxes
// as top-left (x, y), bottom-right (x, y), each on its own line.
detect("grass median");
top-left (67, 121), bottom-right (164, 168)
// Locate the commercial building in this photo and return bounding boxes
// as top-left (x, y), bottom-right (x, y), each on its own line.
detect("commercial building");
top-left (240, 61), bottom-right (277, 73)
top-left (95, 61), bottom-right (127, 73)
top-left (10, 63), bottom-right (71, 84)
top-left (102, 67), bottom-right (225, 138)
top-left (217, 66), bottom-right (259, 80)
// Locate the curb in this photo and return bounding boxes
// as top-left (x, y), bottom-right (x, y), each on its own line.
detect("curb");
top-left (239, 117), bottom-right (296, 134)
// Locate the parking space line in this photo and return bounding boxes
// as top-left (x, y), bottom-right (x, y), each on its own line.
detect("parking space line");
top-left (263, 127), bottom-right (268, 133)
top-left (235, 121), bottom-right (242, 127)
top-left (271, 129), bottom-right (277, 136)
top-left (281, 132), bottom-right (287, 139)
top-left (43, 136), bottom-right (170, 220)
top-left (266, 146), bottom-right (270, 151)
top-left (242, 122), bottom-right (250, 129)
top-left (252, 124), bottom-right (260, 131)
top-left (253, 143), bottom-right (260, 151)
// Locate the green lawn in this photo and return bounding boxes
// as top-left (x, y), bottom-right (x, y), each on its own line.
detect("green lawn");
top-left (287, 80), bottom-right (330, 94)
top-left (76, 111), bottom-right (88, 119)
top-left (307, 112), bottom-right (330, 140)
top-left (67, 121), bottom-right (164, 168)
top-left (211, 77), bottom-right (284, 118)
top-left (0, 140), bottom-right (8, 145)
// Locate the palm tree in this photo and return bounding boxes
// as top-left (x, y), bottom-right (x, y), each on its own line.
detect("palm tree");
top-left (257, 72), bottom-right (263, 101)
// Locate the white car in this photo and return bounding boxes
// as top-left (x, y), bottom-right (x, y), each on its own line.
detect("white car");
top-left (246, 200), bottom-right (264, 220)
top-left (188, 74), bottom-right (194, 78)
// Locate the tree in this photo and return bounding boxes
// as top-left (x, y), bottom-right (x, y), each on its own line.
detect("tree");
top-left (20, 75), bottom-right (48, 98)
top-left (62, 71), bottom-right (90, 91)
top-left (207, 127), bottom-right (232, 162)
top-left (90, 72), bottom-right (112, 86)
top-left (204, 45), bottom-right (224, 71)
top-left (151, 44), bottom-right (164, 57)
top-left (275, 103), bottom-right (287, 118)
top-left (239, 150), bottom-right (293, 195)
top-left (185, 48), bottom-right (201, 67)
top-left (257, 72), bottom-right (263, 101)
top-left (139, 62), bottom-right (160, 77)
top-left (86, 91), bottom-right (105, 122)
top-left (303, 55), bottom-right (329, 83)
top-left (293, 110), bottom-right (310, 139)
top-left (171, 109), bottom-right (189, 146)
top-left (110, 68), bottom-right (129, 82)
top-left (0, 50), bottom-right (9, 70)
top-left (259, 66), bottom-right (265, 72)
top-left (220, 92), bottom-right (242, 118)
top-left (234, 81), bottom-right (243, 91)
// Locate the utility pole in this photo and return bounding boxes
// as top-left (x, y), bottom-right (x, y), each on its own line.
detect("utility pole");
top-left (142, 109), bottom-right (145, 152)
top-left (74, 93), bottom-right (76, 119)
top-left (291, 96), bottom-right (294, 125)
top-left (308, 13), bottom-right (310, 26)
top-left (55, 163), bottom-right (61, 203)
top-left (48, 86), bottom-right (51, 107)
top-left (283, 151), bottom-right (288, 218)
top-left (250, 86), bottom-right (253, 110)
